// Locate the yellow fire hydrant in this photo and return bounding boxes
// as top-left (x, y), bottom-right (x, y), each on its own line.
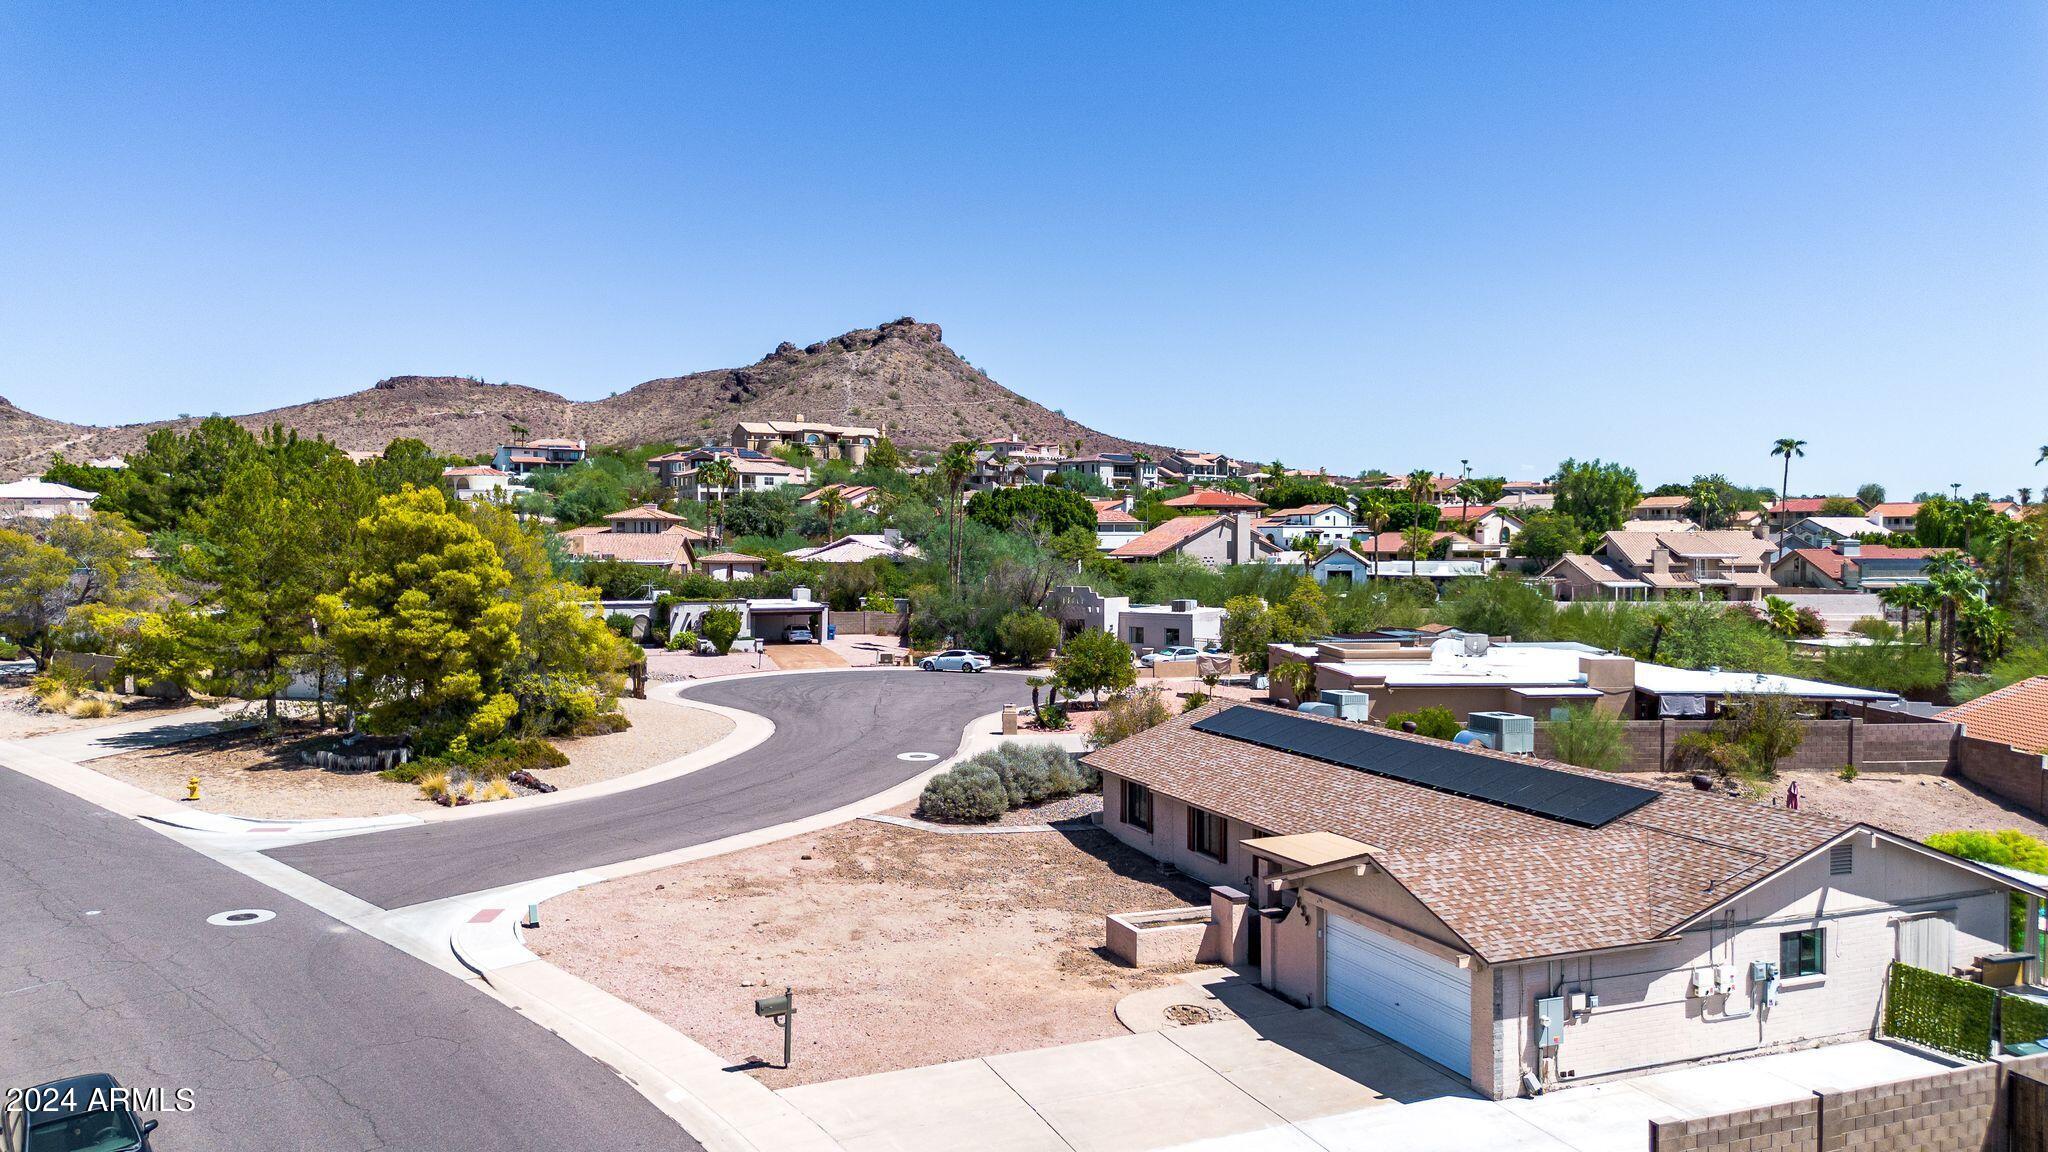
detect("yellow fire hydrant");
top-left (186, 776), bottom-right (201, 802)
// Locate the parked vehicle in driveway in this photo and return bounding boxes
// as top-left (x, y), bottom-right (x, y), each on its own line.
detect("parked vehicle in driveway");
top-left (784, 626), bottom-right (815, 643)
top-left (4, 1073), bottom-right (157, 1152)
top-left (1139, 645), bottom-right (1203, 667)
top-left (920, 649), bottom-right (991, 672)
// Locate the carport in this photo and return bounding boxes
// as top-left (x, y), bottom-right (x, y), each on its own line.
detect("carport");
top-left (747, 597), bottom-right (829, 643)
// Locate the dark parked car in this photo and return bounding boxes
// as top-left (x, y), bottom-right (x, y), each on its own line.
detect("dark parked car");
top-left (3, 1073), bottom-right (156, 1152)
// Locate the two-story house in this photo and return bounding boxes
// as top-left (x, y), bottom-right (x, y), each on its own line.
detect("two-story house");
top-left (1254, 503), bottom-right (1356, 548)
top-left (731, 417), bottom-right (880, 465)
top-left (556, 505), bottom-right (705, 574)
top-left (493, 438), bottom-right (587, 476)
top-left (1864, 502), bottom-right (1922, 535)
top-left (1771, 541), bottom-right (1943, 591)
top-left (1058, 453), bottom-right (1161, 491)
top-left (1545, 530), bottom-right (1778, 603)
top-left (1168, 450), bottom-right (1228, 483)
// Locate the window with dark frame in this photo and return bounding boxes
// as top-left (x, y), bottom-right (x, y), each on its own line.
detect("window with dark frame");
top-left (1780, 928), bottom-right (1824, 977)
top-left (1121, 780), bottom-right (1152, 831)
top-left (1188, 807), bottom-right (1226, 860)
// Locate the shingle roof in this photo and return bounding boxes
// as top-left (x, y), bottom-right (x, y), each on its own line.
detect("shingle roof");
top-left (1633, 495), bottom-right (1694, 510)
top-left (1111, 515), bottom-right (1225, 558)
top-left (1942, 678), bottom-right (2048, 755)
top-left (1161, 490), bottom-right (1267, 510)
top-left (1779, 546), bottom-right (1939, 582)
top-left (1866, 502), bottom-right (1922, 519)
top-left (559, 526), bottom-right (696, 568)
top-left (1085, 702), bottom-right (1851, 962)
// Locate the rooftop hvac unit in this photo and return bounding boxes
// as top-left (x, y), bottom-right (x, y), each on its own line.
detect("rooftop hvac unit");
top-left (1171, 599), bottom-right (1198, 612)
top-left (1465, 711), bottom-right (1536, 755)
top-left (1318, 690), bottom-right (1372, 723)
top-left (1296, 701), bottom-right (1338, 718)
top-left (1461, 633), bottom-right (1490, 657)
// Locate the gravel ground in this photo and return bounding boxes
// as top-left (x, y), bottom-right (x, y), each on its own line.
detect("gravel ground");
top-left (1740, 770), bottom-right (2048, 842)
top-left (88, 694), bottom-right (734, 819)
top-left (529, 820), bottom-right (1210, 1088)
top-left (0, 683), bottom-right (192, 742)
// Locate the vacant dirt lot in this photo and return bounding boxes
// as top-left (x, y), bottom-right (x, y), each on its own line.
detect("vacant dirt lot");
top-left (1761, 770), bottom-right (2048, 842)
top-left (89, 694), bottom-right (733, 819)
top-left (529, 820), bottom-right (1210, 1088)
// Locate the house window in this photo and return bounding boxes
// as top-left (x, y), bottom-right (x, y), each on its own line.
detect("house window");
top-left (1829, 843), bottom-right (1853, 876)
top-left (1188, 807), bottom-right (1226, 861)
top-left (1129, 627), bottom-right (1145, 646)
top-left (1121, 780), bottom-right (1152, 832)
top-left (1165, 627), bottom-right (1182, 646)
top-left (1780, 928), bottom-right (1825, 977)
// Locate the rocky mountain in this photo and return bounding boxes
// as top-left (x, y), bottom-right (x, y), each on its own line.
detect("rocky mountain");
top-left (3, 318), bottom-right (1160, 475)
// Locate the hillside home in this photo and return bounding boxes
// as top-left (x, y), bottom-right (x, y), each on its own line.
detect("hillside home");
top-left (1864, 502), bottom-right (1922, 535)
top-left (1780, 516), bottom-right (1891, 549)
top-left (1058, 453), bottom-right (1161, 491)
top-left (1110, 512), bottom-right (1276, 567)
top-left (668, 455), bottom-right (810, 501)
top-left (1771, 541), bottom-right (1942, 591)
top-left (442, 465), bottom-right (512, 504)
top-left (1168, 450), bottom-right (1228, 482)
top-left (1087, 702), bottom-right (2039, 1100)
top-left (1048, 586), bottom-right (1225, 653)
top-left (1629, 494), bottom-right (1695, 524)
top-left (0, 479), bottom-right (96, 519)
top-left (556, 505), bottom-right (703, 574)
top-left (783, 530), bottom-right (921, 564)
top-left (492, 438), bottom-right (586, 476)
top-left (799, 483), bottom-right (880, 510)
top-left (1091, 498), bottom-right (1143, 551)
top-left (1255, 504), bottom-right (1355, 548)
top-left (1265, 637), bottom-right (1897, 721)
top-left (732, 417), bottom-right (880, 465)
top-left (696, 551), bottom-right (769, 581)
top-left (1545, 530), bottom-right (1778, 603)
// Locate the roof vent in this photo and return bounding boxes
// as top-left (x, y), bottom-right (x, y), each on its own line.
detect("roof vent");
top-left (1829, 842), bottom-right (1853, 876)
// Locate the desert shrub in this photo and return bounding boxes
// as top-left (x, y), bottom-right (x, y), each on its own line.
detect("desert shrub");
top-left (1088, 689), bottom-right (1171, 749)
top-left (667, 629), bottom-right (697, 651)
top-left (416, 770), bottom-right (452, 802)
top-left (995, 610), bottom-right (1061, 667)
top-left (986, 742), bottom-right (1092, 805)
top-left (36, 684), bottom-right (76, 714)
top-left (1547, 706), bottom-right (1626, 771)
top-left (1838, 764), bottom-right (1858, 781)
top-left (1716, 694), bottom-right (1805, 776)
top-left (1384, 706), bottom-right (1461, 741)
top-left (700, 607), bottom-right (743, 655)
top-left (481, 777), bottom-right (515, 802)
top-left (917, 761), bottom-right (1009, 823)
top-left (1035, 705), bottom-right (1070, 730)
top-left (66, 695), bottom-right (118, 719)
top-left (384, 736), bottom-right (568, 783)
top-left (1673, 730), bottom-right (1751, 777)
top-left (604, 612), bottom-right (635, 638)
top-left (1181, 691), bottom-right (1210, 713)
top-left (570, 709), bottom-right (630, 737)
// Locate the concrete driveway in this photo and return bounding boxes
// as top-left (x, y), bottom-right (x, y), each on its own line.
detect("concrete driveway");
top-left (779, 976), bottom-right (1957, 1152)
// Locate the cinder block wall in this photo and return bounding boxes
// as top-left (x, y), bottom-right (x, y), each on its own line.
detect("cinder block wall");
top-left (1956, 735), bottom-right (2048, 816)
top-left (1533, 719), bottom-right (1956, 776)
top-left (1646, 1052), bottom-right (2048, 1152)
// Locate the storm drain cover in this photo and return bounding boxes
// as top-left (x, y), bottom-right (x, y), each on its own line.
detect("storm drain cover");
top-left (896, 752), bottom-right (939, 762)
top-left (206, 909), bottom-right (276, 927)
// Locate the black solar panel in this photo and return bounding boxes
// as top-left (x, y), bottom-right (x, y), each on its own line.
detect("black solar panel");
top-left (1191, 706), bottom-right (1658, 828)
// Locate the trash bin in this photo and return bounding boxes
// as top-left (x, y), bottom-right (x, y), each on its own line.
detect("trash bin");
top-left (827, 623), bottom-right (837, 640)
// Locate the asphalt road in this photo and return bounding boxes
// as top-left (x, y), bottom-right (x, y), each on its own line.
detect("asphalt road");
top-left (267, 669), bottom-right (1030, 910)
top-left (0, 768), bottom-right (694, 1152)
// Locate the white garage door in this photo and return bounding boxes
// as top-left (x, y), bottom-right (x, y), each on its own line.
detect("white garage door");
top-left (1324, 913), bottom-right (1472, 1077)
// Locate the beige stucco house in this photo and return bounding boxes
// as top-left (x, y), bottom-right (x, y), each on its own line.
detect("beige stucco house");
top-left (1545, 529), bottom-right (1778, 603)
top-left (1086, 702), bottom-right (2041, 1100)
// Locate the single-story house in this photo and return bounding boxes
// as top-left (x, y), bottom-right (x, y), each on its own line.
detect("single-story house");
top-left (0, 478), bottom-right (97, 519)
top-left (1771, 542), bottom-right (1942, 591)
top-left (557, 506), bottom-right (706, 574)
top-left (1086, 701), bottom-right (2043, 1099)
top-left (1048, 585), bottom-right (1224, 652)
top-left (697, 551), bottom-right (769, 581)
top-left (783, 530), bottom-right (921, 564)
top-left (667, 588), bottom-right (829, 643)
top-left (442, 465), bottom-right (512, 504)
top-left (1779, 516), bottom-right (1893, 550)
top-left (1110, 512), bottom-right (1277, 567)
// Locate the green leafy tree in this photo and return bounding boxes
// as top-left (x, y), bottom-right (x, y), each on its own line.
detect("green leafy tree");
top-left (0, 530), bottom-right (87, 669)
top-left (1553, 458), bottom-right (1642, 532)
top-left (1434, 573), bottom-right (1551, 638)
top-left (1511, 511), bottom-right (1585, 562)
top-left (815, 486), bottom-right (848, 541)
top-left (1686, 474), bottom-right (1739, 530)
top-left (315, 488), bottom-right (522, 742)
top-left (1054, 628), bottom-right (1135, 705)
top-left (1221, 594), bottom-right (1275, 671)
top-left (995, 609), bottom-right (1060, 666)
top-left (1856, 483), bottom-right (1887, 507)
top-left (1718, 694), bottom-right (1805, 776)
top-left (865, 438), bottom-right (903, 472)
top-left (1820, 496), bottom-right (1864, 517)
top-left (368, 438), bottom-right (457, 496)
top-left (965, 486), bottom-right (1095, 538)
top-left (0, 515), bottom-right (158, 668)
top-left (1548, 705), bottom-right (1627, 771)
top-left (1384, 706), bottom-right (1461, 740)
top-left (699, 606), bottom-right (743, 655)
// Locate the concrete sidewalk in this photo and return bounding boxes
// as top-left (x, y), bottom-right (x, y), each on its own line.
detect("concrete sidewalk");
top-left (19, 703), bottom-right (242, 762)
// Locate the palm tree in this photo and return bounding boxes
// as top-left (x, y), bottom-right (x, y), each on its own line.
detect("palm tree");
top-left (1453, 480), bottom-right (1482, 528)
top-left (1878, 585), bottom-right (1928, 642)
top-left (2037, 445), bottom-right (2047, 467)
top-left (1761, 596), bottom-right (1801, 638)
top-left (1925, 551), bottom-right (1985, 684)
top-left (937, 441), bottom-right (978, 588)
top-left (1403, 468), bottom-right (1435, 509)
top-left (698, 458), bottom-right (736, 542)
top-left (1770, 438), bottom-right (1807, 501)
top-left (816, 487), bottom-right (848, 542)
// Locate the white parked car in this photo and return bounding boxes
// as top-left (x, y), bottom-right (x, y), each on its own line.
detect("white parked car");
top-left (1139, 646), bottom-right (1203, 667)
top-left (921, 649), bottom-right (991, 673)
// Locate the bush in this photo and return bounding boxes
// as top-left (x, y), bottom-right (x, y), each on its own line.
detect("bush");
top-left (1547, 706), bottom-right (1626, 772)
top-left (667, 629), bottom-right (697, 651)
top-left (917, 761), bottom-right (1009, 823)
top-left (1089, 690), bottom-right (1171, 749)
top-left (416, 770), bottom-right (452, 802)
top-left (570, 709), bottom-right (631, 737)
top-left (383, 736), bottom-right (569, 783)
top-left (996, 610), bottom-right (1061, 667)
top-left (35, 684), bottom-right (76, 714)
top-left (1838, 764), bottom-right (1858, 781)
top-left (1054, 629), bottom-right (1136, 704)
top-left (1035, 705), bottom-right (1070, 730)
top-left (66, 695), bottom-right (118, 719)
top-left (1384, 706), bottom-right (1461, 741)
top-left (1673, 730), bottom-right (1751, 778)
top-left (481, 778), bottom-right (515, 802)
top-left (604, 611), bottom-right (636, 638)
top-left (700, 607), bottom-right (743, 655)
top-left (1181, 691), bottom-right (1210, 713)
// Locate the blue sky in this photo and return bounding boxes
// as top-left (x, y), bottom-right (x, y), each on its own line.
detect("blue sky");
top-left (3, 3), bottom-right (2043, 496)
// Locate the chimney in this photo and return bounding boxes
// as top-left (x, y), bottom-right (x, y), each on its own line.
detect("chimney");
top-left (1231, 512), bottom-right (1253, 563)
top-left (883, 527), bottom-right (902, 546)
top-left (1839, 538), bottom-right (1862, 558)
top-left (1649, 544), bottom-right (1673, 577)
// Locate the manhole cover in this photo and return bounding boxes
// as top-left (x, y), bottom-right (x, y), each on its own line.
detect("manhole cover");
top-left (896, 752), bottom-right (939, 762)
top-left (1164, 1004), bottom-right (1216, 1027)
top-left (206, 909), bottom-right (276, 927)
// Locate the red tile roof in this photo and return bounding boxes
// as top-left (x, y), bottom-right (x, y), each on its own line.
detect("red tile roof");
top-left (1085, 702), bottom-right (1854, 962)
top-left (1111, 515), bottom-right (1224, 558)
top-left (1767, 498), bottom-right (1832, 514)
top-left (1942, 678), bottom-right (2048, 755)
top-left (1161, 490), bottom-right (1266, 510)
top-left (1866, 502), bottom-right (1922, 519)
top-left (1781, 546), bottom-right (1939, 582)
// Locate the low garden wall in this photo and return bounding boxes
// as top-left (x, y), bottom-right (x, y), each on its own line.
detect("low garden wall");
top-left (1533, 717), bottom-right (1957, 776)
top-left (1106, 887), bottom-right (1248, 968)
top-left (1956, 735), bottom-right (2048, 818)
top-left (831, 610), bottom-right (906, 636)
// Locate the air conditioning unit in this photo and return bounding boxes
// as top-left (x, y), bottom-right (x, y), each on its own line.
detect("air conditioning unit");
top-left (1461, 633), bottom-right (1491, 657)
top-left (1466, 711), bottom-right (1536, 755)
top-left (1171, 599), bottom-right (1198, 612)
top-left (1318, 690), bottom-right (1372, 723)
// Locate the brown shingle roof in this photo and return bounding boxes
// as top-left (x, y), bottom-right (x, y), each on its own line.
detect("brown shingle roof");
top-left (1110, 515), bottom-right (1223, 558)
top-left (1084, 702), bottom-right (1850, 962)
top-left (1942, 678), bottom-right (2048, 755)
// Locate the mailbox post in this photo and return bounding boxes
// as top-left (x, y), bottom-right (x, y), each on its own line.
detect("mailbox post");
top-left (754, 986), bottom-right (794, 1068)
